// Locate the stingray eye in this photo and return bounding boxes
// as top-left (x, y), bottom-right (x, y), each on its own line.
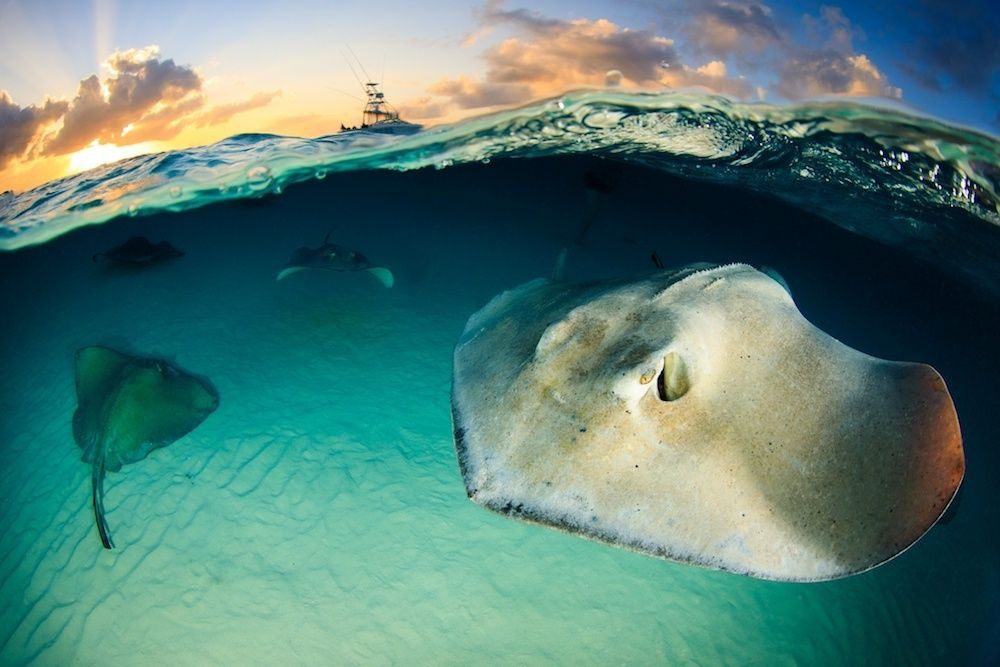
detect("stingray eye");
top-left (656, 352), bottom-right (690, 401)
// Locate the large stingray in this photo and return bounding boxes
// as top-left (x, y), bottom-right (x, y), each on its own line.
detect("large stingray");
top-left (277, 234), bottom-right (394, 287)
top-left (73, 346), bottom-right (219, 549)
top-left (451, 264), bottom-right (964, 581)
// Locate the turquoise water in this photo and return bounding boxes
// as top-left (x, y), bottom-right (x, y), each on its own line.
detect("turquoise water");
top-left (0, 92), bottom-right (998, 664)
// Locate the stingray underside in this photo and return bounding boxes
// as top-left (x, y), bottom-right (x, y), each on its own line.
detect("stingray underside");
top-left (451, 264), bottom-right (964, 581)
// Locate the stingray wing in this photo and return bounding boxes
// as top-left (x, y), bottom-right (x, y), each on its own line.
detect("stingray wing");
top-left (366, 267), bottom-right (394, 288)
top-left (73, 346), bottom-right (133, 462)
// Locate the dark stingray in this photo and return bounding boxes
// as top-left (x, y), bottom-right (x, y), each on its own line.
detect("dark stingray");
top-left (93, 236), bottom-right (184, 266)
top-left (276, 234), bottom-right (394, 287)
top-left (73, 346), bottom-right (219, 549)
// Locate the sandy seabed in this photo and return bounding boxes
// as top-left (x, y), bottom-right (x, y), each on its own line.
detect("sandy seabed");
top-left (0, 158), bottom-right (997, 665)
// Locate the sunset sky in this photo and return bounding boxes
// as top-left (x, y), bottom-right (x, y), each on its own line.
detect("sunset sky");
top-left (1, 0), bottom-right (997, 192)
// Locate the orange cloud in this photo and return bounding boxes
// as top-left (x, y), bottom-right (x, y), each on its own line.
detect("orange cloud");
top-left (44, 46), bottom-right (202, 155)
top-left (397, 96), bottom-right (452, 120)
top-left (194, 90), bottom-right (283, 128)
top-left (0, 91), bottom-right (67, 169)
top-left (117, 95), bottom-right (206, 143)
top-left (408, 5), bottom-right (754, 119)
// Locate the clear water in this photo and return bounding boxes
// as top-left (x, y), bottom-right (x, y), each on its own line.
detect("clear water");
top-left (0, 92), bottom-right (998, 665)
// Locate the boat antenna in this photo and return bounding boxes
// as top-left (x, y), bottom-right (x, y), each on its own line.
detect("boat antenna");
top-left (326, 85), bottom-right (364, 102)
top-left (346, 44), bottom-right (374, 83)
top-left (338, 47), bottom-right (366, 92)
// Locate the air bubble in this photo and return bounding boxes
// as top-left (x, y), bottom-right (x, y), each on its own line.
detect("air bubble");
top-left (247, 165), bottom-right (272, 191)
top-left (582, 110), bottom-right (624, 129)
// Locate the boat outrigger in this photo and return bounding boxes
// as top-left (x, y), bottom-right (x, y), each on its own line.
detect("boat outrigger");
top-left (340, 82), bottom-right (422, 135)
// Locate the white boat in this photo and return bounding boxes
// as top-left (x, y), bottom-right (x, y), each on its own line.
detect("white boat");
top-left (340, 82), bottom-right (422, 135)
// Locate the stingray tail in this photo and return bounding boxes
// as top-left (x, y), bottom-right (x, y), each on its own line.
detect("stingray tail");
top-left (91, 458), bottom-right (114, 549)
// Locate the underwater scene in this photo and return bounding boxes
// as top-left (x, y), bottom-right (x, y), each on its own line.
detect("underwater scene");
top-left (1, 89), bottom-right (999, 665)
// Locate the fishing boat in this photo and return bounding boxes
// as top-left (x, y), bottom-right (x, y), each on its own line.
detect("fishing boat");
top-left (340, 82), bottom-right (422, 135)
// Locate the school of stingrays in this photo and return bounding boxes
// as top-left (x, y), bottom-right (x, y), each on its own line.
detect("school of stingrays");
top-left (78, 235), bottom-right (963, 582)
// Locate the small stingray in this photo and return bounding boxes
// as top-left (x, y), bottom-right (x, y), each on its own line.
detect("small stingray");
top-left (73, 346), bottom-right (219, 549)
top-left (277, 234), bottom-right (394, 287)
top-left (93, 236), bottom-right (185, 266)
top-left (452, 264), bottom-right (964, 581)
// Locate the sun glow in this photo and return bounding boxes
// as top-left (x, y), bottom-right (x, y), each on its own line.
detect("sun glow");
top-left (67, 141), bottom-right (158, 174)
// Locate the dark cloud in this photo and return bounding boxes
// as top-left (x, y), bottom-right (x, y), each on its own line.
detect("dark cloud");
top-left (776, 6), bottom-right (899, 100)
top-left (777, 52), bottom-right (901, 99)
top-left (715, 4), bottom-right (897, 101)
top-left (681, 1), bottom-right (784, 59)
top-left (428, 78), bottom-right (533, 109)
top-left (194, 90), bottom-right (282, 128)
top-left (0, 91), bottom-right (68, 168)
top-left (654, 1), bottom-right (900, 101)
top-left (476, 1), bottom-right (565, 34)
top-left (801, 5), bottom-right (861, 53)
top-left (44, 46), bottom-right (202, 155)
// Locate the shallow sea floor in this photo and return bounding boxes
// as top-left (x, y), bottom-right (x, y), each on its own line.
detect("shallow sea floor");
top-left (0, 157), bottom-right (997, 665)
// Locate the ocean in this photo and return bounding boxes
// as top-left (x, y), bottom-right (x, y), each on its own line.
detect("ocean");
top-left (0, 91), bottom-right (998, 665)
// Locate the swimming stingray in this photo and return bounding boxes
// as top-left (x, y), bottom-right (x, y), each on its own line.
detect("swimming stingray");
top-left (276, 234), bottom-right (394, 287)
top-left (92, 236), bottom-right (185, 266)
top-left (73, 346), bottom-right (219, 549)
top-left (451, 264), bottom-right (964, 581)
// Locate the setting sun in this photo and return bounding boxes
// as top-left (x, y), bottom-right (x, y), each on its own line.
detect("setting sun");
top-left (67, 140), bottom-right (159, 173)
